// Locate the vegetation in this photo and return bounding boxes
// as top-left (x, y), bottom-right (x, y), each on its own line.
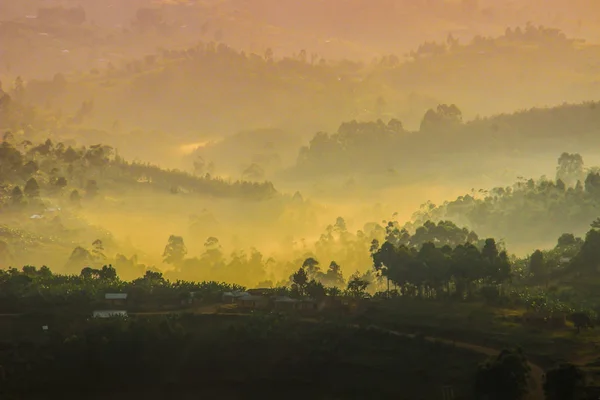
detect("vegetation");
top-left (0, 314), bottom-right (489, 399)
top-left (0, 137), bottom-right (277, 209)
top-left (5, 2), bottom-right (600, 397)
top-left (474, 347), bottom-right (531, 400)
top-left (408, 153), bottom-right (600, 251)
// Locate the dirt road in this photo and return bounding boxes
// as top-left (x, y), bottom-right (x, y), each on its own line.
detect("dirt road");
top-left (366, 325), bottom-right (545, 400)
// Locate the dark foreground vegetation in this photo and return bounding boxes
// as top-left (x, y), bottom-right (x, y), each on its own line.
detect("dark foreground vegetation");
top-left (0, 314), bottom-right (488, 400)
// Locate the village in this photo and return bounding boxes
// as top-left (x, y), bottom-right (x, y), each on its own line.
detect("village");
top-left (89, 287), bottom-right (373, 319)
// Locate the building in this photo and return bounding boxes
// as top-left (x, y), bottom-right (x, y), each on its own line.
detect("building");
top-left (93, 310), bottom-right (128, 319)
top-left (222, 290), bottom-right (250, 303)
top-left (297, 299), bottom-right (318, 312)
top-left (247, 288), bottom-right (276, 297)
top-left (272, 296), bottom-right (300, 311)
top-left (237, 295), bottom-right (269, 310)
top-left (105, 293), bottom-right (128, 307)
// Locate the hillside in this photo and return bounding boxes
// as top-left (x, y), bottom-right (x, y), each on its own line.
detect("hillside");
top-left (290, 101), bottom-right (600, 184)
top-left (3, 0), bottom-right (600, 81)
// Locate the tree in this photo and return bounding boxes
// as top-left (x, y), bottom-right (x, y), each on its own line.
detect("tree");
top-left (292, 267), bottom-right (308, 293)
top-left (420, 104), bottom-right (462, 132)
top-left (193, 155), bottom-right (206, 176)
top-left (65, 246), bottom-right (93, 273)
top-left (387, 118), bottom-right (403, 133)
top-left (529, 250), bottom-right (546, 279)
top-left (556, 153), bottom-right (584, 187)
top-left (346, 272), bottom-right (369, 298)
top-left (163, 235), bottom-right (187, 265)
top-left (24, 178), bottom-right (40, 198)
top-left (10, 186), bottom-right (23, 206)
top-left (55, 177), bottom-right (68, 188)
top-left (481, 238), bottom-right (499, 262)
top-left (242, 163), bottom-right (265, 181)
top-left (302, 257), bottom-right (320, 278)
top-left (70, 189), bottom-right (81, 206)
top-left (544, 363), bottom-right (585, 400)
top-left (324, 261), bottom-right (344, 287)
top-left (567, 313), bottom-right (594, 333)
top-left (99, 265), bottom-right (117, 280)
top-left (92, 239), bottom-right (106, 261)
top-left (573, 229), bottom-right (600, 273)
top-left (13, 76), bottom-right (24, 102)
top-left (63, 147), bottom-right (79, 163)
top-left (305, 279), bottom-right (326, 300)
top-left (264, 48), bottom-right (274, 62)
top-left (557, 233), bottom-right (578, 246)
top-left (474, 348), bottom-right (531, 400)
top-left (80, 267), bottom-right (101, 279)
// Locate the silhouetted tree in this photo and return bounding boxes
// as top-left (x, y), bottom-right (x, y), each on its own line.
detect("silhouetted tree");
top-left (163, 235), bottom-right (187, 265)
top-left (24, 178), bottom-right (39, 198)
top-left (474, 348), bottom-right (531, 400)
top-left (544, 363), bottom-right (585, 400)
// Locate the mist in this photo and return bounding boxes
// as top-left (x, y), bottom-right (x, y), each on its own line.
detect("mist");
top-left (2, 0), bottom-right (600, 288)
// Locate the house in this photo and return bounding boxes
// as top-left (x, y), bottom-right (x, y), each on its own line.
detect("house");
top-left (93, 310), bottom-right (128, 319)
top-left (271, 297), bottom-right (318, 313)
top-left (272, 296), bottom-right (300, 311)
top-left (247, 288), bottom-right (275, 297)
top-left (222, 291), bottom-right (250, 303)
top-left (181, 291), bottom-right (199, 306)
top-left (559, 257), bottom-right (572, 266)
top-left (105, 293), bottom-right (128, 307)
top-left (297, 299), bottom-right (318, 312)
top-left (237, 295), bottom-right (269, 310)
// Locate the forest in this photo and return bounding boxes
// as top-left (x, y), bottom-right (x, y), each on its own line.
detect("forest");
top-left (5, 1), bottom-right (600, 399)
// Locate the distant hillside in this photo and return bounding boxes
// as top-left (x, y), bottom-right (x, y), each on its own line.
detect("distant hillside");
top-left (8, 23), bottom-right (600, 141)
top-left (0, 137), bottom-right (278, 212)
top-left (2, 0), bottom-right (600, 81)
top-left (290, 101), bottom-right (600, 183)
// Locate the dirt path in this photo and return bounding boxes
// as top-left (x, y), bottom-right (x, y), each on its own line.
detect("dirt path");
top-left (366, 325), bottom-right (545, 400)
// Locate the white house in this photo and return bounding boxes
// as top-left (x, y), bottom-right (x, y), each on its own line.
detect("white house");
top-left (93, 310), bottom-right (128, 319)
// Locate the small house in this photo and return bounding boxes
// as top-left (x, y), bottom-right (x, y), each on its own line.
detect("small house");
top-left (297, 299), bottom-right (318, 312)
top-left (237, 295), bottom-right (269, 310)
top-left (181, 291), bottom-right (199, 306)
top-left (247, 288), bottom-right (275, 297)
top-left (272, 296), bottom-right (299, 311)
top-left (105, 293), bottom-right (128, 307)
top-left (93, 310), bottom-right (128, 319)
top-left (222, 291), bottom-right (250, 303)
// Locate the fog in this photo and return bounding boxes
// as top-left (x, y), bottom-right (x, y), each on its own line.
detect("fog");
top-left (3, 0), bottom-right (600, 289)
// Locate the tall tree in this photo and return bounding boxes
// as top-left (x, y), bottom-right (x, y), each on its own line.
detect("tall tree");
top-left (24, 178), bottom-right (40, 198)
top-left (163, 235), bottom-right (187, 265)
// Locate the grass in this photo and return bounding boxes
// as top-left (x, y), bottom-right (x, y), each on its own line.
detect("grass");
top-left (357, 298), bottom-right (600, 369)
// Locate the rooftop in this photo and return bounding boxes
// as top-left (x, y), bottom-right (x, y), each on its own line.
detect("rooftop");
top-left (93, 310), bottom-right (128, 318)
top-left (105, 293), bottom-right (128, 300)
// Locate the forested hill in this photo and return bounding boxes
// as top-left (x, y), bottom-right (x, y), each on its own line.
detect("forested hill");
top-left (9, 23), bottom-right (600, 140)
top-left (405, 153), bottom-right (600, 253)
top-left (0, 136), bottom-right (278, 210)
top-left (291, 101), bottom-right (600, 179)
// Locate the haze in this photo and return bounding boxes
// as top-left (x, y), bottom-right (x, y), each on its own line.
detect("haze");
top-left (2, 0), bottom-right (600, 287)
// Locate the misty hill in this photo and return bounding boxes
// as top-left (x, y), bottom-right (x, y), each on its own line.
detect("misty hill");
top-left (0, 135), bottom-right (277, 269)
top-left (184, 128), bottom-right (304, 181)
top-left (0, 137), bottom-right (277, 210)
top-left (5, 0), bottom-right (600, 81)
top-left (404, 153), bottom-right (600, 254)
top-left (6, 23), bottom-right (600, 145)
top-left (290, 101), bottom-right (600, 186)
